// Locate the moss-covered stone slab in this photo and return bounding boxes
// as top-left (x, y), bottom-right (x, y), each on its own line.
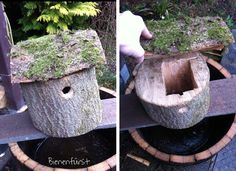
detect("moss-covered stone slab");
top-left (10, 30), bottom-right (105, 83)
top-left (142, 16), bottom-right (234, 55)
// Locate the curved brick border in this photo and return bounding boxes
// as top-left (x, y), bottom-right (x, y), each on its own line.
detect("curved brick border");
top-left (9, 87), bottom-right (116, 170)
top-left (9, 143), bottom-right (116, 171)
top-left (128, 56), bottom-right (236, 164)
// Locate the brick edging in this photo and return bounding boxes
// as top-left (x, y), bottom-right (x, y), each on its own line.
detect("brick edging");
top-left (128, 57), bottom-right (235, 164)
top-left (129, 118), bottom-right (236, 164)
top-left (9, 143), bottom-right (116, 171)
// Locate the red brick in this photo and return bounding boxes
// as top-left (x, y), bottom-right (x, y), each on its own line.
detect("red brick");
top-left (220, 68), bottom-right (231, 78)
top-left (208, 58), bottom-right (223, 70)
top-left (154, 150), bottom-right (170, 162)
top-left (170, 155), bottom-right (194, 163)
top-left (226, 123), bottom-right (236, 139)
top-left (88, 162), bottom-right (110, 171)
top-left (106, 155), bottom-right (116, 168)
top-left (24, 159), bottom-right (39, 170)
top-left (146, 146), bottom-right (157, 156)
top-left (195, 150), bottom-right (211, 161)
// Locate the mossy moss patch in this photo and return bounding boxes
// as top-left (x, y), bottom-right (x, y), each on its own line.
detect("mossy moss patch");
top-left (142, 16), bottom-right (234, 54)
top-left (10, 30), bottom-right (105, 83)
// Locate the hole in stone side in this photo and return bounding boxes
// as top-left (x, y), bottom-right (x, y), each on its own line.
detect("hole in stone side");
top-left (162, 60), bottom-right (198, 95)
top-left (60, 86), bottom-right (74, 99)
top-left (62, 86), bottom-right (71, 94)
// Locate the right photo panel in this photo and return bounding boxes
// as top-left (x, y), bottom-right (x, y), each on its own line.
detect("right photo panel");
top-left (119, 0), bottom-right (236, 170)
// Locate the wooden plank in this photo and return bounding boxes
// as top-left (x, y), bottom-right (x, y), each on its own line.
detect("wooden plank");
top-left (0, 98), bottom-right (116, 144)
top-left (120, 78), bottom-right (236, 130)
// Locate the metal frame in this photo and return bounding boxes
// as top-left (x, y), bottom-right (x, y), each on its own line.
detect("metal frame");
top-left (0, 2), bottom-right (24, 110)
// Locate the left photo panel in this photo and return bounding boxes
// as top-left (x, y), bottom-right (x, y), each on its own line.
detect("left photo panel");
top-left (0, 1), bottom-right (116, 170)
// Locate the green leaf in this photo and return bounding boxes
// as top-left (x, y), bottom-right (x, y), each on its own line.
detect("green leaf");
top-left (37, 15), bottom-right (52, 22)
top-left (46, 24), bottom-right (57, 34)
top-left (18, 1), bottom-right (100, 37)
top-left (50, 3), bottom-right (61, 10)
top-left (57, 22), bottom-right (68, 31)
top-left (24, 2), bottom-right (37, 10)
top-left (59, 6), bottom-right (69, 15)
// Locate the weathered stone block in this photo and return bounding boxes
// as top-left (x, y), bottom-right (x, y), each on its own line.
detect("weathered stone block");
top-left (135, 52), bottom-right (210, 129)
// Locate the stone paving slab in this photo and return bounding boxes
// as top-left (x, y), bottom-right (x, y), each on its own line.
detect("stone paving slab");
top-left (213, 137), bottom-right (236, 171)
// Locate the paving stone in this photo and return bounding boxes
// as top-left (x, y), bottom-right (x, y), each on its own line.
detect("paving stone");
top-left (213, 137), bottom-right (236, 171)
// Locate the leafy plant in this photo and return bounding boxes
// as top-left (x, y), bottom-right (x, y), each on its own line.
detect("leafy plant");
top-left (153, 0), bottom-right (174, 19)
top-left (96, 65), bottom-right (116, 90)
top-left (225, 15), bottom-right (235, 30)
top-left (18, 1), bottom-right (100, 35)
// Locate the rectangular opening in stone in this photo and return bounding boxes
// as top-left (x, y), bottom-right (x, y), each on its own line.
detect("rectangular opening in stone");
top-left (162, 60), bottom-right (198, 95)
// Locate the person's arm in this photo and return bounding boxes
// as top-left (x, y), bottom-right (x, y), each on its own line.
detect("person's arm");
top-left (119, 11), bottom-right (152, 63)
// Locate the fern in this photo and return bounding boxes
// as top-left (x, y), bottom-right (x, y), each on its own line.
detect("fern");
top-left (18, 2), bottom-right (100, 35)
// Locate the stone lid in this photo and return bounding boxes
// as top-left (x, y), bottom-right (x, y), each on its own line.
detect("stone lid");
top-left (10, 30), bottom-right (105, 83)
top-left (135, 52), bottom-right (210, 106)
top-left (142, 16), bottom-right (234, 55)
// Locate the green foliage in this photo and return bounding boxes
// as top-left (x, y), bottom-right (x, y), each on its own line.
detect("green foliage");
top-left (18, 1), bottom-right (100, 35)
top-left (225, 15), bottom-right (235, 30)
top-left (207, 22), bottom-right (233, 44)
top-left (96, 65), bottom-right (116, 90)
top-left (153, 0), bottom-right (174, 19)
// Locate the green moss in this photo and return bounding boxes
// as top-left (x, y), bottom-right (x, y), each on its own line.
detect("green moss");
top-left (143, 16), bottom-right (234, 54)
top-left (11, 30), bottom-right (105, 81)
top-left (207, 22), bottom-right (233, 44)
top-left (17, 35), bottom-right (66, 79)
top-left (80, 40), bottom-right (103, 64)
top-left (145, 18), bottom-right (191, 53)
top-left (61, 33), bottom-right (71, 44)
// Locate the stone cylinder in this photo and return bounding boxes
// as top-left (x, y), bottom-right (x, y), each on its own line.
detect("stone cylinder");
top-left (135, 52), bottom-right (210, 129)
top-left (21, 67), bottom-right (102, 137)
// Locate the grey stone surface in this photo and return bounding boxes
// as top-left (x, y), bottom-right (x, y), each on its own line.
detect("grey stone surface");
top-left (213, 137), bottom-right (236, 171)
top-left (22, 67), bottom-right (102, 138)
top-left (221, 30), bottom-right (236, 74)
top-left (221, 44), bottom-right (236, 74)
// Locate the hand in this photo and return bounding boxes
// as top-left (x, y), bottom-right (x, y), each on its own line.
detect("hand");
top-left (119, 11), bottom-right (152, 63)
